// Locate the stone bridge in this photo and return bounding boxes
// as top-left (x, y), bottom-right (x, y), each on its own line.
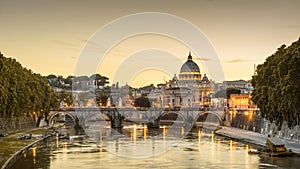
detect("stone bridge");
top-left (48, 107), bottom-right (125, 128)
top-left (143, 108), bottom-right (225, 128)
top-left (48, 107), bottom-right (226, 129)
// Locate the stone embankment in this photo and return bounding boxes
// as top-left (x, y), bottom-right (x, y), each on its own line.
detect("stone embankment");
top-left (0, 117), bottom-right (36, 135)
top-left (0, 128), bottom-right (49, 168)
top-left (216, 126), bottom-right (300, 153)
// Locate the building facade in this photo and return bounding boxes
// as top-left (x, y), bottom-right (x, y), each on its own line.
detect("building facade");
top-left (229, 93), bottom-right (256, 109)
top-left (158, 52), bottom-right (214, 108)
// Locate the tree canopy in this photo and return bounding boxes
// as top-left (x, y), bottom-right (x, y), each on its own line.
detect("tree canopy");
top-left (134, 97), bottom-right (151, 107)
top-left (0, 52), bottom-right (59, 126)
top-left (214, 88), bottom-right (241, 99)
top-left (57, 90), bottom-right (73, 106)
top-left (251, 38), bottom-right (300, 128)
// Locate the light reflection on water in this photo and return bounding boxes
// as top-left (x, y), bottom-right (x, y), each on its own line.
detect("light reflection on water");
top-left (10, 125), bottom-right (300, 169)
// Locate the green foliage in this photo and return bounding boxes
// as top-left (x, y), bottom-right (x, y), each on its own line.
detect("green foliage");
top-left (95, 89), bottom-right (108, 106)
top-left (58, 90), bottom-right (73, 106)
top-left (46, 74), bottom-right (72, 90)
top-left (215, 88), bottom-right (241, 99)
top-left (251, 38), bottom-right (300, 128)
top-left (134, 97), bottom-right (151, 107)
top-left (47, 74), bottom-right (109, 91)
top-left (90, 74), bottom-right (109, 87)
top-left (0, 52), bottom-right (59, 126)
top-left (78, 92), bottom-right (90, 106)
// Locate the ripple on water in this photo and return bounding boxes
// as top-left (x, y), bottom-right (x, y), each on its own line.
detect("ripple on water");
top-left (7, 127), bottom-right (300, 169)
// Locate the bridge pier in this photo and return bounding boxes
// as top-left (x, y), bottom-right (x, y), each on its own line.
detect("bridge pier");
top-left (147, 119), bottom-right (160, 128)
top-left (108, 110), bottom-right (124, 128)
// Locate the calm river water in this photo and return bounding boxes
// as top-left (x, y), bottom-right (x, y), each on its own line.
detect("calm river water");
top-left (9, 125), bottom-right (300, 169)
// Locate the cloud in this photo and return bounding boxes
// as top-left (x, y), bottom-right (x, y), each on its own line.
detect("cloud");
top-left (225, 59), bottom-right (254, 63)
top-left (79, 38), bottom-right (129, 58)
top-left (53, 40), bottom-right (78, 47)
top-left (287, 24), bottom-right (300, 29)
top-left (175, 57), bottom-right (211, 61)
top-left (79, 38), bottom-right (99, 48)
top-left (193, 57), bottom-right (211, 61)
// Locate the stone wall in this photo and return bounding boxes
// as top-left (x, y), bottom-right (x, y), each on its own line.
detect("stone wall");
top-left (0, 116), bottom-right (36, 134)
top-left (226, 110), bottom-right (300, 141)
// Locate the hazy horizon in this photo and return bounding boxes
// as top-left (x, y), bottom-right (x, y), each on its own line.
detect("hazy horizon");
top-left (1, 0), bottom-right (299, 87)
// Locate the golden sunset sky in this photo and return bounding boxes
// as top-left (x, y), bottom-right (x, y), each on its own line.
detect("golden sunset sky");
top-left (1, 0), bottom-right (299, 87)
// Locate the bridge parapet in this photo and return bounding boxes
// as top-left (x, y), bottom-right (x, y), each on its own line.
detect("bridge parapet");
top-left (48, 107), bottom-right (226, 129)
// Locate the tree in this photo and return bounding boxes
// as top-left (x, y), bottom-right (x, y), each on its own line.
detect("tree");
top-left (58, 90), bottom-right (73, 106)
top-left (64, 75), bottom-right (73, 86)
top-left (134, 97), bottom-right (151, 107)
top-left (0, 52), bottom-right (59, 127)
top-left (90, 74), bottom-right (109, 87)
top-left (95, 90), bottom-right (108, 106)
top-left (46, 74), bottom-right (57, 79)
top-left (215, 88), bottom-right (241, 98)
top-left (251, 38), bottom-right (300, 128)
top-left (78, 92), bottom-right (89, 106)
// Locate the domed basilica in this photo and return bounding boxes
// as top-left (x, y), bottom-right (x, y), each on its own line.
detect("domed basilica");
top-left (161, 52), bottom-right (213, 108)
top-left (179, 52), bottom-right (203, 87)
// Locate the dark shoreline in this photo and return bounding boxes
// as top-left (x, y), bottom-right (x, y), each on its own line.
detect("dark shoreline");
top-left (1, 132), bottom-right (50, 169)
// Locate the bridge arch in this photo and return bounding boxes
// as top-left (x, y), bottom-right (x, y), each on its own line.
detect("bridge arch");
top-left (194, 111), bottom-right (223, 125)
top-left (48, 111), bottom-right (77, 125)
top-left (83, 111), bottom-right (111, 126)
top-left (158, 111), bottom-right (187, 122)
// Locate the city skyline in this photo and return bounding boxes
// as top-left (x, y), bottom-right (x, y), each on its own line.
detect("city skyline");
top-left (1, 0), bottom-right (300, 87)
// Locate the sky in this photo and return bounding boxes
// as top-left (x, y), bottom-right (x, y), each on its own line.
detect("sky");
top-left (1, 0), bottom-right (299, 87)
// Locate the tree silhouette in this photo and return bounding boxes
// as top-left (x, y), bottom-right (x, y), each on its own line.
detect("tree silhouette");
top-left (251, 38), bottom-right (300, 128)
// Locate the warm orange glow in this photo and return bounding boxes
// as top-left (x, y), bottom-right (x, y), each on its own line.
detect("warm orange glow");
top-left (245, 144), bottom-right (249, 157)
top-left (99, 147), bottom-right (103, 158)
top-left (198, 129), bottom-right (201, 143)
top-left (63, 142), bottom-right (67, 148)
top-left (32, 147), bottom-right (37, 157)
top-left (230, 139), bottom-right (236, 151)
top-left (249, 112), bottom-right (253, 120)
top-left (63, 142), bottom-right (68, 154)
top-left (55, 137), bottom-right (59, 148)
top-left (163, 125), bottom-right (166, 140)
top-left (233, 110), bottom-right (236, 117)
top-left (143, 124), bottom-right (147, 140)
top-left (133, 124), bottom-right (137, 142)
top-left (100, 130), bottom-right (103, 147)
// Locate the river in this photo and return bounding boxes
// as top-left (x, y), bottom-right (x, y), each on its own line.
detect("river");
top-left (9, 124), bottom-right (300, 169)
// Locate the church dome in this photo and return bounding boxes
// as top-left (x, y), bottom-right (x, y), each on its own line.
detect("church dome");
top-left (202, 74), bottom-right (209, 83)
top-left (180, 52), bottom-right (200, 74)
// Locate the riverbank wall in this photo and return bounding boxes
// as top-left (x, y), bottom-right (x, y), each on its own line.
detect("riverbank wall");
top-left (1, 135), bottom-right (50, 169)
top-left (225, 109), bottom-right (300, 142)
top-left (0, 116), bottom-right (36, 135)
top-left (216, 126), bottom-right (300, 154)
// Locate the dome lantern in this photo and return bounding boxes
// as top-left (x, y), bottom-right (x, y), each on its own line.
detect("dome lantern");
top-left (179, 52), bottom-right (202, 84)
top-left (180, 52), bottom-right (201, 74)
